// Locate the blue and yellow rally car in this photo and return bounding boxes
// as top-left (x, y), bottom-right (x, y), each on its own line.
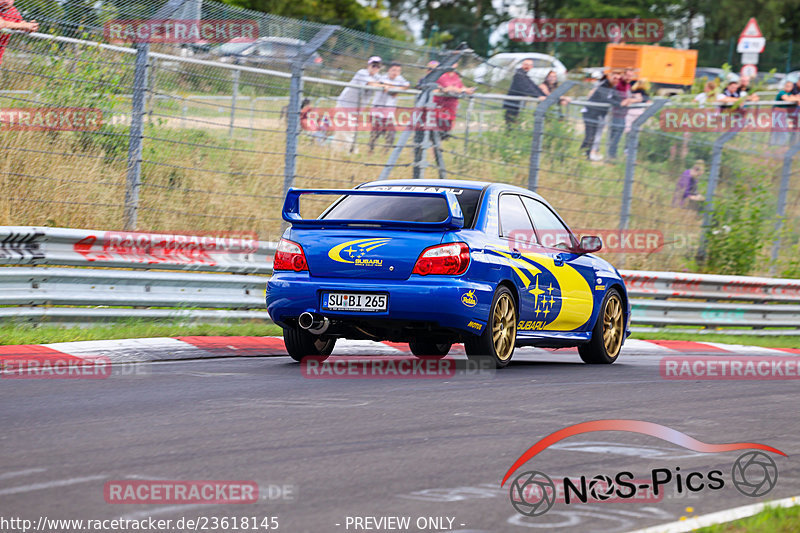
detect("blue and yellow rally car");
top-left (266, 180), bottom-right (630, 368)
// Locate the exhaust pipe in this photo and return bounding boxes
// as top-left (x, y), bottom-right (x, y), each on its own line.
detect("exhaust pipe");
top-left (298, 312), bottom-right (329, 335)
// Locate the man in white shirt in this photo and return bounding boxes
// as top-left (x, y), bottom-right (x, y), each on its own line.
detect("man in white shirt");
top-left (333, 56), bottom-right (382, 152)
top-left (368, 62), bottom-right (410, 153)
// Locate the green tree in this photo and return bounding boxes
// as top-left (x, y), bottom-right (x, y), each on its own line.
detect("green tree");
top-left (221, 0), bottom-right (409, 41)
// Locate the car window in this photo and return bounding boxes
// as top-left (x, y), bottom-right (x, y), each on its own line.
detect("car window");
top-left (520, 197), bottom-right (576, 250)
top-left (271, 43), bottom-right (300, 58)
top-left (499, 194), bottom-right (534, 238)
top-left (489, 57), bottom-right (517, 69)
top-left (218, 41), bottom-right (252, 55)
top-left (255, 43), bottom-right (273, 55)
top-left (533, 58), bottom-right (552, 68)
top-left (321, 186), bottom-right (481, 226)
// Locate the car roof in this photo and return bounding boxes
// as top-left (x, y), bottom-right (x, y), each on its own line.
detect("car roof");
top-left (489, 52), bottom-right (557, 61)
top-left (362, 179), bottom-right (487, 190)
top-left (360, 179), bottom-right (548, 200)
top-left (256, 37), bottom-right (306, 45)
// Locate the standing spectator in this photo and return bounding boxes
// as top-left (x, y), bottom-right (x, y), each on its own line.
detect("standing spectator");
top-left (694, 81), bottom-right (717, 107)
top-left (607, 67), bottom-right (635, 160)
top-left (772, 80), bottom-right (799, 145)
top-left (333, 56), bottom-right (382, 152)
top-left (580, 70), bottom-right (622, 161)
top-left (738, 75), bottom-right (760, 102)
top-left (368, 62), bottom-right (409, 153)
top-left (503, 59), bottom-right (545, 129)
top-left (429, 60), bottom-right (474, 140)
top-left (716, 79), bottom-right (742, 108)
top-left (299, 98), bottom-right (332, 145)
top-left (539, 70), bottom-right (571, 112)
top-left (672, 160), bottom-right (706, 209)
top-left (624, 78), bottom-right (650, 133)
top-left (0, 0), bottom-right (39, 66)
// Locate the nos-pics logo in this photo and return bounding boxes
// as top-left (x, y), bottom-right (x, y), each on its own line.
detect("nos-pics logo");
top-left (501, 420), bottom-right (785, 517)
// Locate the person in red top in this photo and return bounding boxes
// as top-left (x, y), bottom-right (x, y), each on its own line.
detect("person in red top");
top-left (0, 0), bottom-right (39, 65)
top-left (427, 60), bottom-right (474, 139)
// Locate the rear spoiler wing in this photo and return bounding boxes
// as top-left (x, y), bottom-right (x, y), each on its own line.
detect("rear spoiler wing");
top-left (282, 188), bottom-right (465, 230)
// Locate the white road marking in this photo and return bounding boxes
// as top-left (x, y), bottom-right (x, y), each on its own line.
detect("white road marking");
top-left (43, 337), bottom-right (209, 362)
top-left (0, 468), bottom-right (47, 480)
top-left (698, 342), bottom-right (797, 356)
top-left (331, 340), bottom-right (405, 356)
top-left (0, 475), bottom-right (105, 496)
top-left (625, 495), bottom-right (800, 533)
top-left (623, 339), bottom-right (676, 354)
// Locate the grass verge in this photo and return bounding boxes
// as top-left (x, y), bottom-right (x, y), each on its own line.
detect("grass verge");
top-left (0, 321), bottom-right (282, 346)
top-left (631, 331), bottom-right (799, 350)
top-left (694, 502), bottom-right (800, 532)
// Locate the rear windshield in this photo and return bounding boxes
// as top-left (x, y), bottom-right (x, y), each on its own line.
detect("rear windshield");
top-left (321, 186), bottom-right (482, 227)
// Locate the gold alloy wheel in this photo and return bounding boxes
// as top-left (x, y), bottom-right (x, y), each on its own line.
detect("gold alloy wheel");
top-left (492, 293), bottom-right (516, 361)
top-left (602, 293), bottom-right (624, 358)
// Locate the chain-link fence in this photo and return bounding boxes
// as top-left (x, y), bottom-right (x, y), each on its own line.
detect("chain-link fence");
top-left (2, 0), bottom-right (799, 276)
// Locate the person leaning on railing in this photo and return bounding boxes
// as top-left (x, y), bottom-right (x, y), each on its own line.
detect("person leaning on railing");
top-left (426, 60), bottom-right (474, 141)
top-left (772, 80), bottom-right (800, 145)
top-left (0, 0), bottom-right (39, 65)
top-left (502, 58), bottom-right (545, 129)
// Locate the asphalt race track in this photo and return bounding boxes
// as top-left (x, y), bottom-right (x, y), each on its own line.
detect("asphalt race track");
top-left (2, 343), bottom-right (798, 533)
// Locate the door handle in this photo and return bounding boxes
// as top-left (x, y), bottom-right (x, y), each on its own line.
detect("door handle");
top-left (553, 253), bottom-right (568, 266)
top-left (511, 248), bottom-right (521, 259)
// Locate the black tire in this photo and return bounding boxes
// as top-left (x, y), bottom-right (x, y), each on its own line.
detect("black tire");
top-left (578, 288), bottom-right (624, 364)
top-left (408, 342), bottom-right (451, 359)
top-left (283, 326), bottom-right (336, 362)
top-left (464, 286), bottom-right (517, 368)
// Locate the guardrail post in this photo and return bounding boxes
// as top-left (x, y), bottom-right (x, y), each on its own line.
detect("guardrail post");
top-left (412, 99), bottom-right (430, 179)
top-left (229, 68), bottom-right (240, 138)
top-left (617, 99), bottom-right (668, 267)
top-left (770, 139), bottom-right (800, 273)
top-left (282, 25), bottom-right (338, 199)
top-left (463, 96), bottom-right (473, 154)
top-left (146, 57), bottom-right (157, 120)
top-left (527, 81), bottom-right (575, 192)
top-left (696, 128), bottom-right (739, 262)
top-left (124, 43), bottom-right (149, 231)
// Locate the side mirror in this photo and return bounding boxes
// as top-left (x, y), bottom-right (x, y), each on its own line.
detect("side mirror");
top-left (578, 235), bottom-right (602, 254)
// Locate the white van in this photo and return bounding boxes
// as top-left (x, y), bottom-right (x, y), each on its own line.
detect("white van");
top-left (472, 52), bottom-right (567, 87)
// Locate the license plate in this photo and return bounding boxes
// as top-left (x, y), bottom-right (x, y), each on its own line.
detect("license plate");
top-left (323, 292), bottom-right (387, 312)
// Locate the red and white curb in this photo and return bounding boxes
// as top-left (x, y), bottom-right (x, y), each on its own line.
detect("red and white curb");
top-left (626, 494), bottom-right (800, 533)
top-left (0, 337), bottom-right (797, 366)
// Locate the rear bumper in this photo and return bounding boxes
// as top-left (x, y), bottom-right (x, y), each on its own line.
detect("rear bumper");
top-left (266, 273), bottom-right (494, 335)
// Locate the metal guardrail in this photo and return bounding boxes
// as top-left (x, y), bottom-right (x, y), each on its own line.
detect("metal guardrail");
top-left (1, 227), bottom-right (798, 334)
top-left (621, 270), bottom-right (800, 335)
top-left (0, 226), bottom-right (275, 274)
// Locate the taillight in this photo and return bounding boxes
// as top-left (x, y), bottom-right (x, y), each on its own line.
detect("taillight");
top-left (412, 242), bottom-right (470, 276)
top-left (274, 238), bottom-right (308, 272)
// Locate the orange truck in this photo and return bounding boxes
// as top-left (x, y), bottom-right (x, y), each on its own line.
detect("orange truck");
top-left (604, 44), bottom-right (698, 94)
